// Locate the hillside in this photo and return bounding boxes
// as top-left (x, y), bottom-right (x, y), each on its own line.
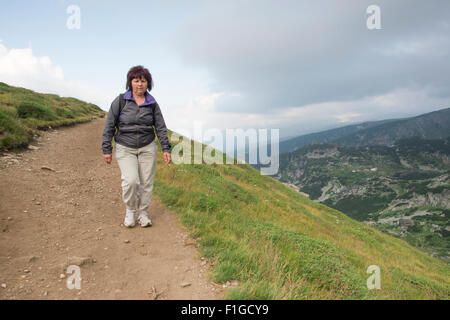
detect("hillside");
top-left (151, 135), bottom-right (450, 299)
top-left (2, 124), bottom-right (448, 300)
top-left (277, 137), bottom-right (450, 262)
top-left (0, 82), bottom-right (104, 152)
top-left (278, 108), bottom-right (450, 153)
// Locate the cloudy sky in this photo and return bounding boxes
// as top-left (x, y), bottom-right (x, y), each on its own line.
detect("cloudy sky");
top-left (1, 0), bottom-right (449, 141)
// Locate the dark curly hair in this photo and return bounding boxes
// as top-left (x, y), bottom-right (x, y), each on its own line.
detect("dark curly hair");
top-left (126, 65), bottom-right (153, 92)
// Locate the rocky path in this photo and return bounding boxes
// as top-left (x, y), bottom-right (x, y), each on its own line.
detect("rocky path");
top-left (0, 118), bottom-right (225, 300)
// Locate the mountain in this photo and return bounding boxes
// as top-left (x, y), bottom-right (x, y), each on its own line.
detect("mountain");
top-left (279, 108), bottom-right (450, 153)
top-left (279, 119), bottom-right (398, 153)
top-left (335, 108), bottom-right (450, 147)
top-left (277, 136), bottom-right (450, 262)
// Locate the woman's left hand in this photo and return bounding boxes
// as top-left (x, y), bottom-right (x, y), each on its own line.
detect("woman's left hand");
top-left (163, 152), bottom-right (171, 165)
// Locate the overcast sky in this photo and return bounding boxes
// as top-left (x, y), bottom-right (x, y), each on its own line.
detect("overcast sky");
top-left (1, 0), bottom-right (449, 141)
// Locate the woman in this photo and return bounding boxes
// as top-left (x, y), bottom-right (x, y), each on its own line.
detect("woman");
top-left (102, 65), bottom-right (171, 227)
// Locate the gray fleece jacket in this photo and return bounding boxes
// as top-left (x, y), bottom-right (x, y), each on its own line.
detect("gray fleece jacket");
top-left (101, 90), bottom-right (171, 154)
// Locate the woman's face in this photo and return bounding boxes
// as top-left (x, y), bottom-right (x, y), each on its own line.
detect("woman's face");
top-left (131, 77), bottom-right (147, 95)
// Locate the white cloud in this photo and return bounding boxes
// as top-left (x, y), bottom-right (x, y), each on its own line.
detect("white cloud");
top-left (184, 92), bottom-right (225, 113)
top-left (0, 42), bottom-right (63, 83)
top-left (168, 0), bottom-right (450, 115)
top-left (0, 42), bottom-right (110, 107)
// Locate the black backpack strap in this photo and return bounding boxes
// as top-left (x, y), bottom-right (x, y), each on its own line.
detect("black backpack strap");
top-left (115, 93), bottom-right (125, 125)
top-left (119, 93), bottom-right (126, 114)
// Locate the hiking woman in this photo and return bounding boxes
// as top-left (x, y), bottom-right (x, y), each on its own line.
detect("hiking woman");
top-left (101, 65), bottom-right (171, 227)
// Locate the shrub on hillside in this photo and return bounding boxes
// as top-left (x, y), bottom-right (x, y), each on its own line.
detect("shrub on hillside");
top-left (16, 102), bottom-right (57, 121)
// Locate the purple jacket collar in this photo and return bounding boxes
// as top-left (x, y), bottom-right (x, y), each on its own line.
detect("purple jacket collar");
top-left (124, 90), bottom-right (156, 106)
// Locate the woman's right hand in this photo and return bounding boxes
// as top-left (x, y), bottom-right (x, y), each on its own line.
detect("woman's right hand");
top-left (103, 154), bottom-right (112, 164)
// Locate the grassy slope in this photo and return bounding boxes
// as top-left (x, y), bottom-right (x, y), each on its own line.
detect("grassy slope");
top-left (151, 134), bottom-right (449, 300)
top-left (0, 82), bottom-right (104, 152)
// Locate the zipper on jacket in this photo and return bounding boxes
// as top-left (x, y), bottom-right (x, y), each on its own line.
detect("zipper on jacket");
top-left (136, 105), bottom-right (140, 147)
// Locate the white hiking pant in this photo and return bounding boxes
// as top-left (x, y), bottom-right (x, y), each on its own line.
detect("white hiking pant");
top-left (115, 140), bottom-right (157, 214)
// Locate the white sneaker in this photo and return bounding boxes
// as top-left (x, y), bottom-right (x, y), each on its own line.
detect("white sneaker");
top-left (124, 208), bottom-right (136, 228)
top-left (137, 213), bottom-right (152, 227)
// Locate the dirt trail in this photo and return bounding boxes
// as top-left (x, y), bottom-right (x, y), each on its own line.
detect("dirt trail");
top-left (0, 118), bottom-right (225, 300)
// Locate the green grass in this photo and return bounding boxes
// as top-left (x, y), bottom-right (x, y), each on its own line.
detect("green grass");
top-left (152, 132), bottom-right (450, 299)
top-left (326, 193), bottom-right (396, 221)
top-left (0, 82), bottom-right (104, 152)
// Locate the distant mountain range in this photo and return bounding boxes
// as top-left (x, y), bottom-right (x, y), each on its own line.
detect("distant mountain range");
top-left (279, 108), bottom-right (450, 154)
top-left (276, 107), bottom-right (450, 262)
